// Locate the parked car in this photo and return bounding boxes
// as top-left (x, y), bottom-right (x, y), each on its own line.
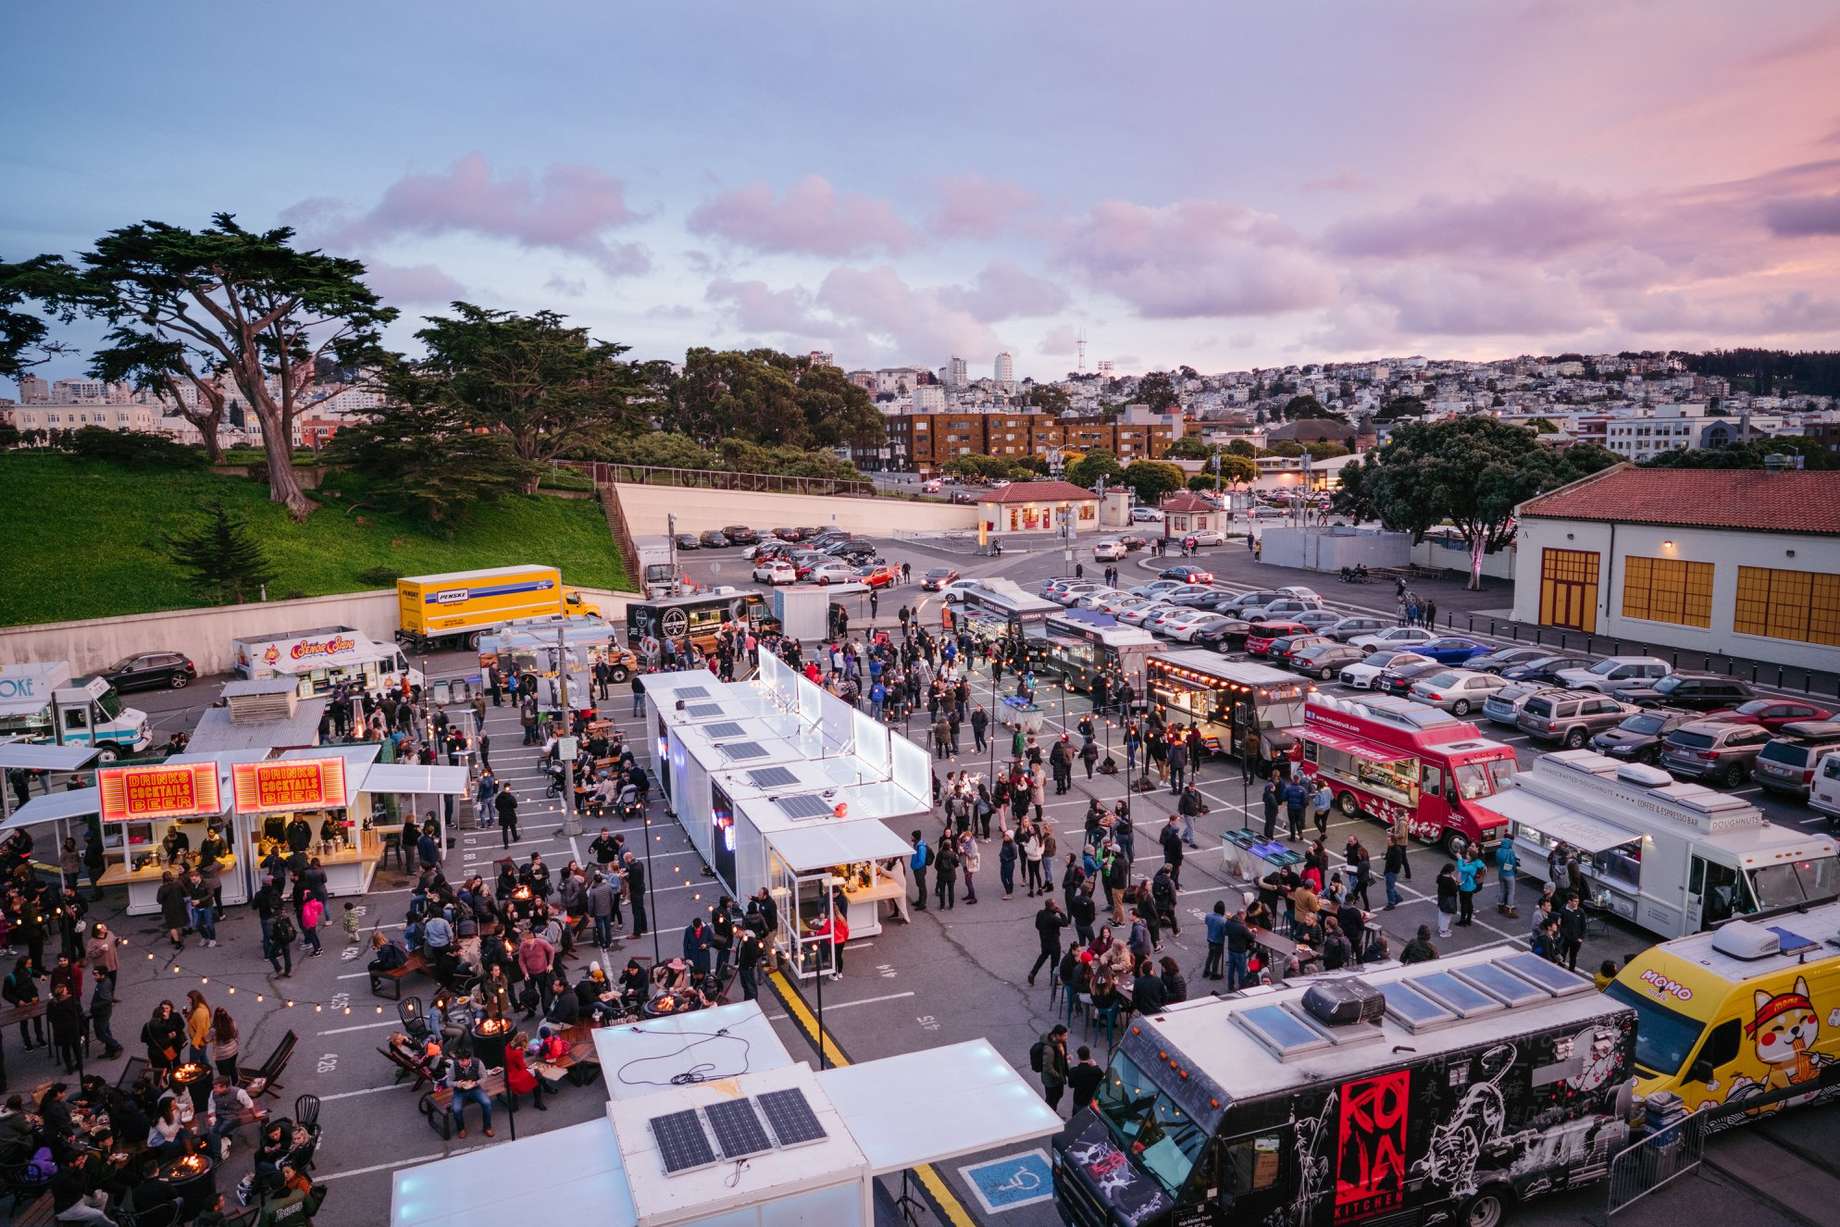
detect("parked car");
top-left (1176, 528), bottom-right (1227, 547)
top-left (1092, 540), bottom-right (1127, 561)
top-left (1660, 720), bottom-right (1774, 786)
top-left (1498, 653), bottom-right (1597, 685)
top-left (1619, 673), bottom-right (1755, 711)
top-left (920, 567), bottom-right (960, 591)
top-left (722, 526), bottom-right (759, 546)
top-left (1339, 650), bottom-right (1432, 690)
top-left (1159, 565), bottom-right (1215, 584)
top-left (1119, 602), bottom-right (1178, 628)
top-left (1590, 707), bottom-right (1696, 763)
top-left (1217, 590), bottom-right (1286, 616)
top-left (1073, 589), bottom-right (1123, 610)
top-left (808, 562), bottom-right (855, 584)
top-left (826, 541), bottom-right (878, 561)
top-left (1130, 506), bottom-right (1165, 522)
top-left (673, 532), bottom-right (701, 550)
top-left (1704, 698), bottom-right (1836, 731)
top-left (939, 579), bottom-right (983, 603)
top-left (1752, 721), bottom-right (1840, 798)
top-left (1408, 669), bottom-right (1510, 715)
top-left (1271, 633), bottom-right (1332, 666)
top-left (1165, 584), bottom-right (1228, 608)
top-left (1245, 620), bottom-right (1310, 656)
top-left (1129, 580), bottom-right (1185, 599)
top-left (1145, 605), bottom-right (1196, 636)
top-left (1481, 681), bottom-right (1546, 727)
top-left (1517, 689), bottom-right (1640, 747)
top-left (1049, 583), bottom-right (1104, 606)
top-left (1290, 641), bottom-right (1367, 681)
top-left (1322, 615), bottom-right (1393, 642)
top-left (1193, 616), bottom-right (1251, 650)
top-left (1348, 626), bottom-right (1438, 650)
top-left (753, 559), bottom-right (798, 584)
top-left (859, 565), bottom-right (899, 588)
top-left (1161, 611), bottom-right (1230, 643)
top-left (1276, 586), bottom-right (1321, 600)
top-left (698, 529), bottom-right (730, 548)
top-left (771, 527), bottom-right (803, 542)
top-left (1467, 646), bottom-right (1551, 675)
top-left (1552, 656), bottom-right (1671, 695)
top-left (1242, 596), bottom-right (1325, 623)
top-left (1415, 637), bottom-right (1494, 666)
top-left (1381, 660), bottom-right (1448, 698)
top-left (1290, 610), bottom-right (1346, 632)
top-left (102, 650), bottom-right (198, 692)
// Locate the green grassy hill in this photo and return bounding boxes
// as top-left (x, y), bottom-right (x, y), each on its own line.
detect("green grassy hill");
top-left (0, 453), bottom-right (628, 626)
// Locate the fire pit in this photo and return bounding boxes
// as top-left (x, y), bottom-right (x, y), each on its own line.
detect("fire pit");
top-left (157, 1149), bottom-right (217, 1217)
top-left (643, 992), bottom-right (693, 1018)
top-left (470, 1015), bottom-right (514, 1068)
top-left (171, 1061), bottom-right (212, 1114)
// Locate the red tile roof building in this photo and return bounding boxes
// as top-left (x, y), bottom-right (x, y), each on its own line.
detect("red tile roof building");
top-left (1519, 463), bottom-right (1840, 536)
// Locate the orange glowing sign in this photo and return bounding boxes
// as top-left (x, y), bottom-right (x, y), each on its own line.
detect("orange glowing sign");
top-left (97, 763), bottom-right (221, 823)
top-left (231, 758), bottom-right (348, 814)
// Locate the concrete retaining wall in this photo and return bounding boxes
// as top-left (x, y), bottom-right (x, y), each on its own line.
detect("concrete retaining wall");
top-left (1412, 536), bottom-right (1516, 580)
top-left (613, 483), bottom-right (978, 536)
top-left (1260, 527), bottom-right (1412, 573)
top-left (0, 586), bottom-right (644, 676)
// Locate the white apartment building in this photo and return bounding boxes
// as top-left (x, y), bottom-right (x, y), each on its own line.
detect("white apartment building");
top-left (994, 352), bottom-right (1015, 390)
top-left (945, 356), bottom-right (968, 390)
top-left (2, 402), bottom-right (162, 433)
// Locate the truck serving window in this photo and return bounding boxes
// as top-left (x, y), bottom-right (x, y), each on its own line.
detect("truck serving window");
top-left (1747, 857), bottom-right (1840, 910)
top-left (1604, 981), bottom-right (1703, 1077)
top-left (1092, 1052), bottom-right (1207, 1195)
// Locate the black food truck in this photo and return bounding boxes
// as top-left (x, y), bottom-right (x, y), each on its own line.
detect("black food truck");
top-left (1054, 948), bottom-right (1638, 1227)
top-left (1146, 650), bottom-right (1309, 773)
top-left (939, 580), bottom-right (1061, 672)
top-left (626, 589), bottom-right (775, 656)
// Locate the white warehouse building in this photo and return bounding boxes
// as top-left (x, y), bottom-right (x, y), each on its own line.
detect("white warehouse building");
top-left (1511, 463), bottom-right (1840, 674)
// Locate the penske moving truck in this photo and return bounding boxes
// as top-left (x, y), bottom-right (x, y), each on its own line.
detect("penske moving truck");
top-left (0, 662), bottom-right (151, 760)
top-left (396, 565), bottom-right (603, 650)
top-left (1608, 902), bottom-right (1840, 1126)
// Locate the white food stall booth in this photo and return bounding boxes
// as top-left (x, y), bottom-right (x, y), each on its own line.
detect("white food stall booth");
top-left (390, 1000), bottom-right (1061, 1227)
top-left (1472, 749), bottom-right (1840, 938)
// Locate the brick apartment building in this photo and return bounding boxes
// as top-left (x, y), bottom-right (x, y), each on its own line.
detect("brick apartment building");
top-left (861, 409), bottom-right (1181, 473)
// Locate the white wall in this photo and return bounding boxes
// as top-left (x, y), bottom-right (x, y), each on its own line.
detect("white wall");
top-left (1413, 536), bottom-right (1517, 580)
top-left (0, 586), bottom-right (643, 676)
top-left (1511, 517), bottom-right (1840, 672)
top-left (613, 484), bottom-right (977, 536)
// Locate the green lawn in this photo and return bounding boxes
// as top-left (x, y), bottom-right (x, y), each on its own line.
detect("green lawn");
top-left (0, 453), bottom-right (628, 627)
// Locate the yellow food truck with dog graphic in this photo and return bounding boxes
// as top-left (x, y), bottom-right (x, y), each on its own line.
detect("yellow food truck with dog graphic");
top-left (1608, 899), bottom-right (1840, 1125)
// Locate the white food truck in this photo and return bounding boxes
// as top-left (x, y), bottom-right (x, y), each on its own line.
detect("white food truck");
top-left (0, 662), bottom-right (151, 760)
top-left (231, 626), bottom-right (425, 699)
top-left (1473, 749), bottom-right (1840, 939)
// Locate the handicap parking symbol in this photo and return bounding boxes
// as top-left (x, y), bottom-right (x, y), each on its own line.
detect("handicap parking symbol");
top-left (958, 1148), bottom-right (1054, 1213)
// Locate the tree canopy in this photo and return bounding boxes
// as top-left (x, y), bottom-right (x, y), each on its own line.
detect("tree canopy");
top-left (1281, 394), bottom-right (1327, 420)
top-left (1066, 449), bottom-right (1125, 490)
top-left (1023, 383), bottom-right (1070, 414)
top-left (1122, 459), bottom-right (1185, 504)
top-left (1640, 437), bottom-right (1839, 471)
top-left (1376, 395), bottom-right (1426, 421)
top-left (668, 347), bottom-right (882, 450)
top-left (1135, 371), bottom-right (1179, 412)
top-left (166, 501), bottom-right (275, 605)
top-left (0, 256), bottom-right (76, 379)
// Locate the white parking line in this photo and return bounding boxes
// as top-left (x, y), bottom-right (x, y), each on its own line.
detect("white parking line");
top-left (764, 990), bottom-right (915, 1021)
top-left (317, 1019), bottom-right (397, 1036)
top-left (318, 1082), bottom-right (414, 1103)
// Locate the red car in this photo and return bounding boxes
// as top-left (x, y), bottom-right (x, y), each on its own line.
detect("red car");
top-left (1245, 620), bottom-right (1309, 657)
top-left (861, 566), bottom-right (898, 589)
top-left (1705, 698), bottom-right (1834, 730)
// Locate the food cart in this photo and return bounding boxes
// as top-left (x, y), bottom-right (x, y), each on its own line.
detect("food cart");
top-left (231, 746), bottom-right (378, 899)
top-left (1040, 609), bottom-right (1156, 695)
top-left (765, 820), bottom-right (913, 976)
top-left (940, 580), bottom-right (1059, 672)
top-left (231, 626), bottom-right (424, 698)
top-left (1145, 650), bottom-right (1309, 768)
top-left (93, 756), bottom-right (244, 915)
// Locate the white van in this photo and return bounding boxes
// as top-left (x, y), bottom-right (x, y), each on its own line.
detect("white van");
top-left (1811, 747), bottom-right (1840, 823)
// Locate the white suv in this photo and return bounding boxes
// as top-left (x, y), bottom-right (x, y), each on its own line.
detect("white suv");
top-left (1554, 656), bottom-right (1671, 696)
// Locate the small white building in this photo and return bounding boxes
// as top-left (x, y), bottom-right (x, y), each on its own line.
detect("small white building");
top-left (1512, 463), bottom-right (1840, 673)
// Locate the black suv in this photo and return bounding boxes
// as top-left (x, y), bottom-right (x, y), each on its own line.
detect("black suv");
top-left (1499, 654), bottom-right (1595, 685)
top-left (1620, 673), bottom-right (1754, 711)
top-left (102, 651), bottom-right (198, 692)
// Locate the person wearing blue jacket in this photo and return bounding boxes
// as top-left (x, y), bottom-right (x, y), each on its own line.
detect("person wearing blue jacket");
top-left (1495, 840), bottom-right (1520, 917)
top-left (1455, 847), bottom-right (1485, 927)
top-left (909, 832), bottom-right (929, 911)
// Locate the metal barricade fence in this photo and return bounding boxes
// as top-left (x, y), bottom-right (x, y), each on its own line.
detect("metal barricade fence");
top-left (1606, 1113), bottom-right (1706, 1217)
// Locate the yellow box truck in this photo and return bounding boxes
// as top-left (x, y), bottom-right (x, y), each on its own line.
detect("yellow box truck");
top-left (396, 565), bottom-right (602, 650)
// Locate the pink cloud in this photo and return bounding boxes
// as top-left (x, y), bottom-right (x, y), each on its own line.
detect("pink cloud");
top-left (687, 176), bottom-right (913, 257)
top-left (815, 266), bottom-right (1002, 360)
top-left (363, 261), bottom-right (465, 305)
top-left (1301, 171), bottom-right (1367, 194)
top-left (1355, 264), bottom-right (1599, 336)
top-left (1763, 192), bottom-right (1840, 236)
top-left (928, 174), bottom-right (1034, 238)
top-left (936, 261), bottom-right (1068, 321)
top-left (1038, 325), bottom-right (1081, 357)
top-left (1326, 187), bottom-right (1622, 259)
top-left (704, 279), bottom-right (828, 336)
top-left (1059, 199), bottom-right (1337, 319)
top-left (317, 153), bottom-right (650, 276)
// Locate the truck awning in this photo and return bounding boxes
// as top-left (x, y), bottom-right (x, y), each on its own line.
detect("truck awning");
top-left (1471, 788), bottom-right (1637, 854)
top-left (0, 741), bottom-right (100, 772)
top-left (1, 787), bottom-right (99, 832)
top-left (361, 764), bottom-right (469, 797)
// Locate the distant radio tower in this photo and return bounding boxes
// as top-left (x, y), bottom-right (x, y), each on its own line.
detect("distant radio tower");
top-left (1076, 329), bottom-right (1087, 373)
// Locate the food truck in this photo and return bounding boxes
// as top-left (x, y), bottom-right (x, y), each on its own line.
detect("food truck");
top-left (1299, 693), bottom-right (1518, 850)
top-left (478, 616), bottom-right (637, 691)
top-left (1041, 610), bottom-right (1157, 694)
top-left (0, 662), bottom-right (151, 760)
top-left (1607, 902), bottom-right (1840, 1125)
top-left (634, 533), bottom-right (688, 598)
top-left (396, 564), bottom-right (604, 650)
top-left (626, 590), bottom-right (776, 657)
top-left (1474, 750), bottom-right (1839, 939)
top-left (939, 579), bottom-right (1060, 671)
top-left (1144, 651), bottom-right (1307, 770)
top-left (231, 626), bottom-right (424, 698)
top-left (1054, 950), bottom-right (1638, 1227)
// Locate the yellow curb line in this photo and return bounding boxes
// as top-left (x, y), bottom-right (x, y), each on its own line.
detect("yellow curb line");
top-left (768, 969), bottom-right (979, 1227)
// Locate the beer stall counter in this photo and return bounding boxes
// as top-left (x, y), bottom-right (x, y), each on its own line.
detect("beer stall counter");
top-left (66, 756), bottom-right (237, 915)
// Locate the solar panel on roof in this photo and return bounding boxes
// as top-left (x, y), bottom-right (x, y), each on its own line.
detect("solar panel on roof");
top-left (685, 703), bottom-right (725, 718)
top-left (1497, 952), bottom-right (1592, 997)
top-left (747, 766), bottom-right (800, 788)
top-left (775, 794), bottom-right (834, 821)
top-left (1406, 972), bottom-right (1505, 1019)
top-left (676, 685), bottom-right (712, 699)
top-left (1452, 962), bottom-right (1550, 1009)
top-left (705, 721), bottom-right (749, 739)
top-left (651, 1108), bottom-right (718, 1174)
top-left (1234, 1003), bottom-right (1333, 1060)
top-left (705, 1099), bottom-right (773, 1160)
top-left (757, 1089), bottom-right (827, 1147)
top-left (720, 741), bottom-right (769, 760)
top-left (1383, 983), bottom-right (1459, 1033)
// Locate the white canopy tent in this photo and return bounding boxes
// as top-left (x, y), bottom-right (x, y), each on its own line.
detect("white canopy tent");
top-left (0, 739), bottom-right (100, 824)
top-left (0, 786), bottom-right (98, 834)
top-left (765, 822), bottom-right (913, 874)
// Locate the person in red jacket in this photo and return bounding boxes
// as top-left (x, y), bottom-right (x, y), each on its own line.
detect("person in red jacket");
top-left (505, 1032), bottom-right (548, 1111)
top-left (808, 911), bottom-right (848, 981)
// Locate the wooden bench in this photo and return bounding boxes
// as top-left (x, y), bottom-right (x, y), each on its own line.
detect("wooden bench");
top-left (419, 1070), bottom-right (507, 1138)
top-left (239, 1029), bottom-right (298, 1100)
top-left (369, 951), bottom-right (431, 1000)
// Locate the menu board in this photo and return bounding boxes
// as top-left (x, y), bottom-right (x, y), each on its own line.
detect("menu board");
top-left (97, 763), bottom-right (221, 823)
top-left (231, 757), bottom-right (348, 815)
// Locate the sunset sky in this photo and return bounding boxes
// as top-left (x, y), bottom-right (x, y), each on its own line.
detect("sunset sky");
top-left (6, 0), bottom-right (1839, 379)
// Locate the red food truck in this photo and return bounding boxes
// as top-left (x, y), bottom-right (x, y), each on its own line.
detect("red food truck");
top-left (1299, 693), bottom-right (1518, 850)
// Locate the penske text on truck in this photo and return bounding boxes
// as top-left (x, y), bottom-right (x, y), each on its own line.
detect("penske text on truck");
top-left (396, 565), bottom-right (602, 650)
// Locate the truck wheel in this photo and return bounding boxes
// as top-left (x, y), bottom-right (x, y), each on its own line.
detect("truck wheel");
top-left (95, 746), bottom-right (119, 763)
top-left (169, 674), bottom-right (189, 689)
top-left (469, 632), bottom-right (485, 651)
top-left (1459, 1186), bottom-right (1512, 1227)
top-left (609, 666), bottom-right (631, 685)
top-left (1564, 727), bottom-right (1587, 749)
top-left (1337, 792), bottom-right (1360, 818)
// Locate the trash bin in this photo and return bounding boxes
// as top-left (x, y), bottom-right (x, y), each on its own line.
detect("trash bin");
top-left (432, 679), bottom-right (452, 705)
top-left (450, 677), bottom-right (472, 705)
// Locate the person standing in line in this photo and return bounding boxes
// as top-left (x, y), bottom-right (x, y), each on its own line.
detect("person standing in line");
top-left (1495, 839), bottom-right (1520, 917)
top-left (1202, 901), bottom-right (1227, 982)
top-left (624, 853), bottom-right (648, 939)
top-left (1383, 837), bottom-right (1406, 910)
top-left (1028, 898), bottom-right (1069, 985)
top-left (1159, 815), bottom-right (1185, 892)
top-left (909, 831), bottom-right (930, 911)
top-left (1434, 864), bottom-right (1458, 939)
top-left (1283, 776), bottom-right (1307, 841)
top-left (1312, 779), bottom-right (1332, 838)
top-left (1558, 893), bottom-right (1586, 972)
top-left (1454, 845), bottom-right (1484, 927)
top-left (1167, 735), bottom-right (1187, 794)
top-left (496, 788), bottom-right (521, 848)
top-left (1067, 1045), bottom-right (1103, 1112)
top-left (1038, 1024), bottom-right (1070, 1115)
